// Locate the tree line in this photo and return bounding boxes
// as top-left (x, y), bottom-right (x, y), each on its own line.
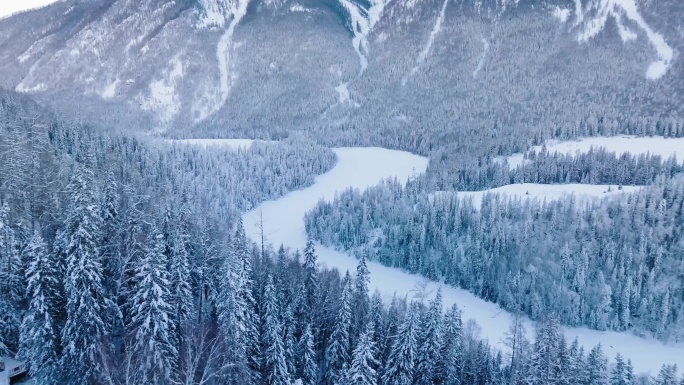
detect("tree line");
top-left (305, 174), bottom-right (684, 341)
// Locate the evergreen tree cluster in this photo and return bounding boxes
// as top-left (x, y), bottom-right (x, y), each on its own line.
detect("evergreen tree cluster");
top-left (306, 175), bottom-right (684, 340)
top-left (0, 90), bottom-right (334, 384)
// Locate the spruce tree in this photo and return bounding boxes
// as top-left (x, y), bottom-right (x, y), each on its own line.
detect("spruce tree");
top-left (163, 206), bottom-right (194, 343)
top-left (262, 275), bottom-right (291, 385)
top-left (439, 304), bottom-right (463, 385)
top-left (344, 321), bottom-right (378, 385)
top-left (325, 271), bottom-right (353, 385)
top-left (217, 218), bottom-right (260, 384)
top-left (303, 236), bottom-right (318, 312)
top-left (654, 365), bottom-right (679, 385)
top-left (382, 302), bottom-right (420, 385)
top-left (585, 344), bottom-right (609, 385)
top-left (58, 163), bottom-right (111, 384)
top-left (353, 255), bottom-right (371, 338)
top-left (611, 354), bottom-right (629, 385)
top-left (0, 202), bottom-right (22, 355)
top-left (298, 322), bottom-right (318, 385)
top-left (530, 316), bottom-right (562, 385)
top-left (128, 228), bottom-right (178, 385)
top-left (415, 290), bottom-right (444, 385)
top-left (19, 232), bottom-right (61, 384)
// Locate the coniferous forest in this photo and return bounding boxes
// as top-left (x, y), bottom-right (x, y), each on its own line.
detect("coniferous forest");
top-left (2, 0), bottom-right (684, 383)
top-left (1, 85), bottom-right (684, 385)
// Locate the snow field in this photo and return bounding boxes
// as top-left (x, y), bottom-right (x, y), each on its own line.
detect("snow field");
top-left (456, 183), bottom-right (641, 208)
top-left (504, 136), bottom-right (684, 170)
top-left (241, 146), bottom-right (684, 375)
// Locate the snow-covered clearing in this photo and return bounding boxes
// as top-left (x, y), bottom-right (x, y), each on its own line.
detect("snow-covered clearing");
top-left (171, 138), bottom-right (261, 150)
top-left (552, 6), bottom-right (571, 23)
top-left (502, 136), bottom-right (684, 170)
top-left (139, 58), bottom-right (184, 125)
top-left (456, 183), bottom-right (641, 208)
top-left (100, 79), bottom-right (120, 99)
top-left (334, 82), bottom-right (351, 104)
top-left (240, 145), bottom-right (684, 375)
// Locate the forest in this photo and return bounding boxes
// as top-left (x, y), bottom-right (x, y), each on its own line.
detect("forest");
top-left (1, 91), bottom-right (681, 384)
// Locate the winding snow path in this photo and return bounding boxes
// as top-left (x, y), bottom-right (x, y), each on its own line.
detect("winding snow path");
top-left (241, 146), bottom-right (684, 375)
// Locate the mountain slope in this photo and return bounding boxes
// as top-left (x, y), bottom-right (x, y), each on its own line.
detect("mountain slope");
top-left (0, 0), bottom-right (681, 138)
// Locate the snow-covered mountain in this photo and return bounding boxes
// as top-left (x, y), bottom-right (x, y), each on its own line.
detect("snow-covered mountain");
top-left (0, 0), bottom-right (681, 134)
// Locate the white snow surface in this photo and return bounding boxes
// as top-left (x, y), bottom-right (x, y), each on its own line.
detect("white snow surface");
top-left (575, 0), bottom-right (674, 80)
top-left (339, 0), bottom-right (389, 76)
top-left (240, 146), bottom-right (684, 375)
top-left (552, 6), bottom-right (571, 23)
top-left (139, 58), bottom-right (184, 126)
top-left (455, 183), bottom-right (641, 208)
top-left (503, 136), bottom-right (684, 170)
top-left (335, 83), bottom-right (351, 104)
top-left (100, 79), bottom-right (120, 99)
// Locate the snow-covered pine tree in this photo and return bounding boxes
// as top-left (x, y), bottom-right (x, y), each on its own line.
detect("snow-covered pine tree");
top-left (353, 255), bottom-right (371, 338)
top-left (567, 338), bottom-right (587, 385)
top-left (0, 202), bottom-right (22, 355)
top-left (530, 316), bottom-right (562, 385)
top-left (262, 274), bottom-right (292, 385)
top-left (217, 217), bottom-right (260, 384)
top-left (99, 173), bottom-right (120, 291)
top-left (611, 354), bottom-right (630, 385)
top-left (415, 290), bottom-right (444, 385)
top-left (19, 232), bottom-right (61, 384)
top-left (298, 322), bottom-right (318, 385)
top-left (58, 163), bottom-right (112, 384)
top-left (163, 207), bottom-right (194, 349)
top-left (556, 335), bottom-right (571, 385)
top-left (382, 301), bottom-right (421, 385)
top-left (438, 303), bottom-right (464, 385)
top-left (303, 236), bottom-right (318, 312)
top-left (343, 321), bottom-right (378, 385)
top-left (625, 360), bottom-right (636, 385)
top-left (128, 227), bottom-right (178, 385)
top-left (282, 303), bottom-right (298, 377)
top-left (324, 271), bottom-right (353, 385)
top-left (585, 344), bottom-right (609, 385)
top-left (654, 364), bottom-right (679, 385)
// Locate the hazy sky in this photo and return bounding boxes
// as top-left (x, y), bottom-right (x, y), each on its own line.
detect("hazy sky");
top-left (0, 0), bottom-right (60, 19)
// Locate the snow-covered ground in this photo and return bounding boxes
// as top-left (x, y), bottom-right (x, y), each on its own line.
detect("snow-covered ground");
top-left (503, 136), bottom-right (684, 169)
top-left (171, 138), bottom-right (261, 150)
top-left (242, 146), bottom-right (684, 375)
top-left (456, 183), bottom-right (641, 208)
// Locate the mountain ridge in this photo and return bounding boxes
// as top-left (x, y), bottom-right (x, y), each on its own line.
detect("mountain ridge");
top-left (0, 0), bottom-right (680, 137)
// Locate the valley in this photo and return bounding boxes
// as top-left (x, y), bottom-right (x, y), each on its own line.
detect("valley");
top-left (2, 0), bottom-right (684, 384)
